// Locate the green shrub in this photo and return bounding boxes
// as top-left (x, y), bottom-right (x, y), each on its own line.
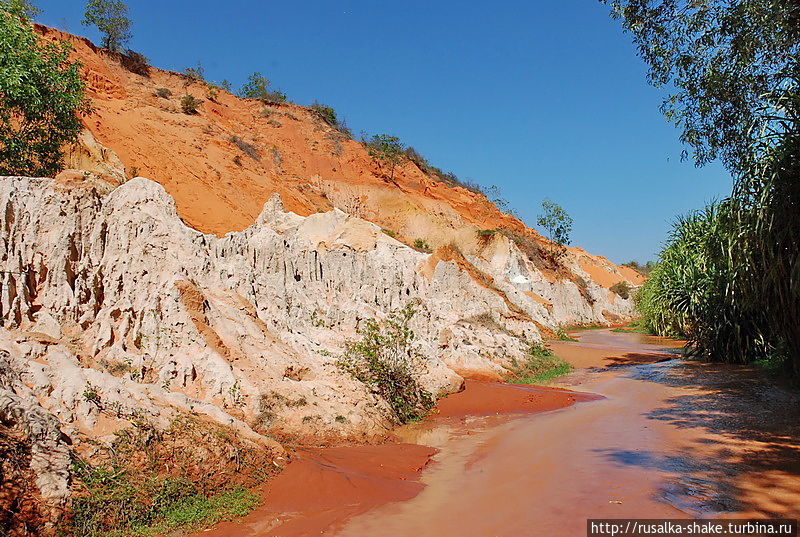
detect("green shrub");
top-left (239, 72), bottom-right (287, 103)
top-left (310, 102), bottom-right (352, 138)
top-left (155, 87), bottom-right (172, 99)
top-left (337, 305), bottom-right (433, 423)
top-left (310, 102), bottom-right (337, 126)
top-left (477, 229), bottom-right (499, 237)
top-left (609, 281), bottom-right (631, 299)
top-left (506, 343), bottom-right (572, 384)
top-left (413, 239), bottom-right (431, 252)
top-left (555, 326), bottom-right (577, 341)
top-left (183, 63), bottom-right (205, 82)
top-left (180, 94), bottom-right (202, 114)
top-left (0, 6), bottom-right (89, 176)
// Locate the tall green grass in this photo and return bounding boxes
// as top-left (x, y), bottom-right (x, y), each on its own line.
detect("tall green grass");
top-left (506, 343), bottom-right (573, 384)
top-left (636, 128), bottom-right (799, 378)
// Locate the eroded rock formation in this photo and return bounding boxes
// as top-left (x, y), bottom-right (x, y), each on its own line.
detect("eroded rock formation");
top-left (0, 174), bottom-right (637, 531)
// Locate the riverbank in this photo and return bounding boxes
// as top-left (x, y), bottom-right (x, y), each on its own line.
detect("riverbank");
top-left (192, 329), bottom-right (800, 537)
top-left (189, 380), bottom-right (595, 537)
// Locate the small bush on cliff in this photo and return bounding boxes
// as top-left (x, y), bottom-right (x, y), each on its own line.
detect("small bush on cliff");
top-left (229, 135), bottom-right (260, 161)
top-left (413, 238), bottom-right (432, 252)
top-left (337, 305), bottom-right (433, 423)
top-left (0, 5), bottom-right (89, 177)
top-left (180, 94), bottom-right (202, 114)
top-left (310, 101), bottom-right (352, 139)
top-left (239, 72), bottom-right (287, 103)
top-left (609, 280), bottom-right (632, 300)
top-left (310, 102), bottom-right (337, 126)
top-left (183, 62), bottom-right (205, 82)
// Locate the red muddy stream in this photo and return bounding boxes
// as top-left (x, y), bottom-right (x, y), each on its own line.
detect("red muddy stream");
top-left (194, 330), bottom-right (800, 537)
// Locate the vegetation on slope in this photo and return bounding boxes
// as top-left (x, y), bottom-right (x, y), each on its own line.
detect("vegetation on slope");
top-left (506, 343), bottom-right (573, 384)
top-left (607, 0), bottom-right (800, 377)
top-left (337, 305), bottom-right (434, 423)
top-left (0, 1), bottom-right (89, 176)
top-left (61, 416), bottom-right (276, 537)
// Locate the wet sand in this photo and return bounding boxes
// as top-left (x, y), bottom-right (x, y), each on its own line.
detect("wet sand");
top-left (193, 380), bottom-right (589, 537)
top-left (194, 330), bottom-right (800, 537)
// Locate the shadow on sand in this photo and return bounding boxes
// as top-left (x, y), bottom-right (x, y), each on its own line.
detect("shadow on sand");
top-left (594, 352), bottom-right (800, 516)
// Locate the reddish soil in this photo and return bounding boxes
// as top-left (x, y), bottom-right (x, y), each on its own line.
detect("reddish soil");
top-left (191, 380), bottom-right (592, 537)
top-left (193, 331), bottom-right (800, 537)
top-left (35, 24), bottom-right (644, 291)
top-left (197, 443), bottom-right (435, 537)
top-left (433, 379), bottom-right (600, 418)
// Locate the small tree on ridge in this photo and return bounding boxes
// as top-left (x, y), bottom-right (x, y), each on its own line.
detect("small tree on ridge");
top-left (366, 134), bottom-right (405, 182)
top-left (537, 199), bottom-right (573, 246)
top-left (82, 0), bottom-right (132, 52)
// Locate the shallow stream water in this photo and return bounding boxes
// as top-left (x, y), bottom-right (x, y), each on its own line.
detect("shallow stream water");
top-left (196, 330), bottom-right (800, 537)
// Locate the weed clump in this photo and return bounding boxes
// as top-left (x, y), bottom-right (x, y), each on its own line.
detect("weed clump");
top-left (609, 280), bottom-right (632, 300)
top-left (61, 416), bottom-right (272, 537)
top-left (180, 94), bottom-right (202, 114)
top-left (555, 326), bottom-right (578, 341)
top-left (506, 343), bottom-right (572, 384)
top-left (413, 239), bottom-right (432, 253)
top-left (337, 305), bottom-right (433, 423)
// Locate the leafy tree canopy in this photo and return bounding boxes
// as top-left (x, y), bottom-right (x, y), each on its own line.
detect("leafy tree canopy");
top-left (0, 5), bottom-right (89, 176)
top-left (603, 0), bottom-right (799, 171)
top-left (365, 134), bottom-right (405, 181)
top-left (536, 199), bottom-right (573, 246)
top-left (1, 0), bottom-right (39, 19)
top-left (83, 0), bottom-right (132, 52)
top-left (239, 72), bottom-right (286, 103)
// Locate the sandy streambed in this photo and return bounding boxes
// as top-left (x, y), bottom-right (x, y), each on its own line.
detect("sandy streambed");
top-left (194, 330), bottom-right (800, 537)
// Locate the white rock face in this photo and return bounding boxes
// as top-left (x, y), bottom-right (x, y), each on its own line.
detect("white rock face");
top-left (0, 175), bottom-right (636, 508)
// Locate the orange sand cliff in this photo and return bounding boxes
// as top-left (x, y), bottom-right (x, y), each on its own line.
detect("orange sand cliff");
top-left (37, 24), bottom-right (644, 289)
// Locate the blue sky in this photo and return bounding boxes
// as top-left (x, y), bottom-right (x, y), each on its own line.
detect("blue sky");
top-left (35, 0), bottom-right (732, 263)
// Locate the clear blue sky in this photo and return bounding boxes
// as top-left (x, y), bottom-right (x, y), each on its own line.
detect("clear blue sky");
top-left (35, 0), bottom-right (732, 264)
